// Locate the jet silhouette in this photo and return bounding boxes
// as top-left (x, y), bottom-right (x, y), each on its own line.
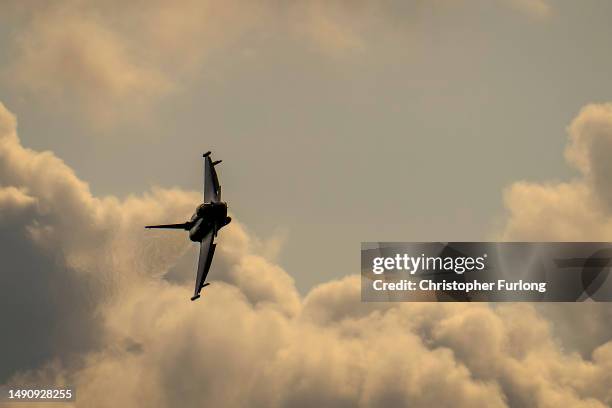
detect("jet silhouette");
top-left (146, 152), bottom-right (231, 300)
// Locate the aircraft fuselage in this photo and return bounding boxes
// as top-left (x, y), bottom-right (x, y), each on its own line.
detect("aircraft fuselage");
top-left (188, 201), bottom-right (229, 242)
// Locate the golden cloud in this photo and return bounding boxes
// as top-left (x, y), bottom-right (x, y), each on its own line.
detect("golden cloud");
top-left (1, 0), bottom-right (552, 125)
top-left (1, 100), bottom-right (611, 407)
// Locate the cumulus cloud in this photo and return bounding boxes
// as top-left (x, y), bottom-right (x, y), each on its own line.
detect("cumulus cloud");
top-left (502, 103), bottom-right (612, 241)
top-left (0, 99), bottom-right (298, 381)
top-left (1, 100), bottom-right (612, 406)
top-left (500, 103), bottom-right (612, 364)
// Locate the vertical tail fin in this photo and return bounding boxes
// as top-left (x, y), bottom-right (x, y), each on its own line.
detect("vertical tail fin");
top-left (145, 223), bottom-right (190, 230)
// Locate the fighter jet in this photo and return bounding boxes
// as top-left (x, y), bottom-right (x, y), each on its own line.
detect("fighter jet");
top-left (145, 152), bottom-right (231, 301)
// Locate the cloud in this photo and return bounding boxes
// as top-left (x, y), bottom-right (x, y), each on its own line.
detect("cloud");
top-left (1, 0), bottom-right (552, 125)
top-left (2, 0), bottom-right (262, 124)
top-left (9, 12), bottom-right (172, 125)
top-left (0, 99), bottom-right (299, 382)
top-left (500, 102), bottom-right (612, 367)
top-left (503, 0), bottom-right (551, 18)
top-left (502, 103), bottom-right (612, 241)
top-left (1, 101), bottom-right (611, 407)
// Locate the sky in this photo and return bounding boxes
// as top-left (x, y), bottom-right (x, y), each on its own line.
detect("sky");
top-left (1, 1), bottom-right (612, 407)
top-left (1, 0), bottom-right (612, 291)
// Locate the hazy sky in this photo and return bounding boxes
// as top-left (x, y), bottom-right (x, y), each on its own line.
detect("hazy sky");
top-left (2, 0), bottom-right (612, 293)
